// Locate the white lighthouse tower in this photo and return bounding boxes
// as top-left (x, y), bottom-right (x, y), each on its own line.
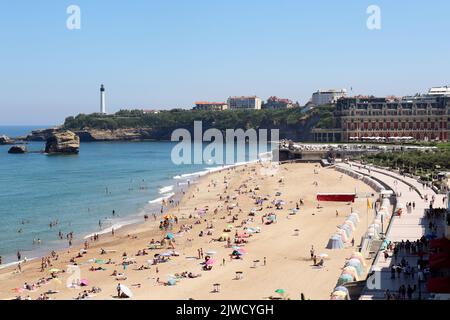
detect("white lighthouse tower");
top-left (100, 84), bottom-right (106, 114)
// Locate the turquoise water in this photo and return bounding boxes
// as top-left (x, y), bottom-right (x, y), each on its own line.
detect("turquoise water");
top-left (0, 126), bottom-right (269, 265)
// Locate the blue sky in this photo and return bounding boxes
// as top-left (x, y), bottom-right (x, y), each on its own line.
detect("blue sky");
top-left (0, 0), bottom-right (449, 125)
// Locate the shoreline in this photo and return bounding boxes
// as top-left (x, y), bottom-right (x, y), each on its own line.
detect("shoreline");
top-left (0, 159), bottom-right (261, 268)
top-left (0, 161), bottom-right (376, 300)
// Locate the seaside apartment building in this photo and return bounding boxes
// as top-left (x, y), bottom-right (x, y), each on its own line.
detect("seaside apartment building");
top-left (227, 96), bottom-right (262, 110)
top-left (193, 102), bottom-right (228, 111)
top-left (311, 89), bottom-right (347, 106)
top-left (313, 86), bottom-right (450, 142)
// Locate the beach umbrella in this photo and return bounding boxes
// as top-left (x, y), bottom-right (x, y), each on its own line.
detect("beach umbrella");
top-left (49, 268), bottom-right (60, 273)
top-left (80, 279), bottom-right (89, 286)
top-left (166, 233), bottom-right (174, 240)
top-left (206, 259), bottom-right (216, 266)
top-left (205, 250), bottom-right (217, 256)
top-left (237, 248), bottom-right (247, 254)
top-left (232, 246), bottom-right (241, 250)
top-left (275, 289), bottom-right (285, 295)
top-left (318, 253), bottom-right (328, 258)
top-left (337, 274), bottom-right (354, 286)
top-left (221, 233), bottom-right (230, 239)
top-left (119, 284), bottom-right (133, 298)
top-left (167, 278), bottom-right (177, 286)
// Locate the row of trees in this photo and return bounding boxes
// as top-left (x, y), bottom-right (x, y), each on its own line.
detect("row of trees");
top-left (63, 106), bottom-right (336, 132)
top-left (363, 149), bottom-right (450, 177)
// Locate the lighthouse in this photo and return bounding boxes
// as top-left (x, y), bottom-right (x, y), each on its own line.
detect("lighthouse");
top-left (100, 84), bottom-right (106, 114)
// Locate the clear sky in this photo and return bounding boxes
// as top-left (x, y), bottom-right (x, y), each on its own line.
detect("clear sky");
top-left (0, 0), bottom-right (449, 125)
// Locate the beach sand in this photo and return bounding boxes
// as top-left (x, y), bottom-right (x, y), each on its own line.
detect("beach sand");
top-left (0, 162), bottom-right (375, 300)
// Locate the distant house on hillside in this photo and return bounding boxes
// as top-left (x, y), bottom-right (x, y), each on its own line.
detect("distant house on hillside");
top-left (263, 96), bottom-right (298, 109)
top-left (193, 102), bottom-right (228, 111)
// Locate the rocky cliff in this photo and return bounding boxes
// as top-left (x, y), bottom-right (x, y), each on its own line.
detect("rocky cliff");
top-left (45, 130), bottom-right (80, 154)
top-left (8, 145), bottom-right (27, 154)
top-left (0, 135), bottom-right (14, 145)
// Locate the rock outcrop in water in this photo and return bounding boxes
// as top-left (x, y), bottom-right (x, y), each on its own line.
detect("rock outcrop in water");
top-left (8, 145), bottom-right (27, 154)
top-left (0, 135), bottom-right (14, 145)
top-left (45, 130), bottom-right (80, 154)
top-left (25, 128), bottom-right (60, 141)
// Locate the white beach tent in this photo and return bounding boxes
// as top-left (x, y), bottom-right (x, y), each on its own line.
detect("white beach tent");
top-left (326, 234), bottom-right (345, 249)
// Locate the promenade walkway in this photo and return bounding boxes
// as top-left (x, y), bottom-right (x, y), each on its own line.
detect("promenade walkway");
top-left (336, 162), bottom-right (447, 300)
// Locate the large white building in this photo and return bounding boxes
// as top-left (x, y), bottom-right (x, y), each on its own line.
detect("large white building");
top-left (427, 86), bottom-right (450, 96)
top-left (227, 96), bottom-right (262, 110)
top-left (311, 89), bottom-right (347, 106)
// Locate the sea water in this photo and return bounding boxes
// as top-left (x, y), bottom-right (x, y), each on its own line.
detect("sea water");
top-left (0, 126), bottom-right (271, 265)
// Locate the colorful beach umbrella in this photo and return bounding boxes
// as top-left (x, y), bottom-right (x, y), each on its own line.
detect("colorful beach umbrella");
top-left (206, 259), bottom-right (215, 266)
top-left (80, 279), bottom-right (89, 286)
top-left (275, 289), bottom-right (285, 294)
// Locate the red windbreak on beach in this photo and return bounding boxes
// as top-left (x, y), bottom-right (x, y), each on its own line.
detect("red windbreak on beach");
top-left (427, 277), bottom-right (450, 293)
top-left (317, 193), bottom-right (356, 202)
top-left (429, 252), bottom-right (450, 269)
top-left (430, 238), bottom-right (450, 251)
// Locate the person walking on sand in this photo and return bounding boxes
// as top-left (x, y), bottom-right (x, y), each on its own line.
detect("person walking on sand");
top-left (117, 283), bottom-right (121, 298)
top-left (351, 238), bottom-right (355, 247)
top-left (264, 257), bottom-right (266, 266)
top-left (310, 246), bottom-right (315, 261)
top-left (336, 210), bottom-right (339, 217)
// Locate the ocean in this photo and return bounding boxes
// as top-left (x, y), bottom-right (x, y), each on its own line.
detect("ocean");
top-left (0, 126), bottom-right (270, 266)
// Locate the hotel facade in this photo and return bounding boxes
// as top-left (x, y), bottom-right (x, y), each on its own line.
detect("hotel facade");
top-left (313, 87), bottom-right (450, 142)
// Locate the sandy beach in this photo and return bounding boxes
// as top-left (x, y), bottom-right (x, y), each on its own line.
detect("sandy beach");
top-left (0, 162), bottom-right (376, 300)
